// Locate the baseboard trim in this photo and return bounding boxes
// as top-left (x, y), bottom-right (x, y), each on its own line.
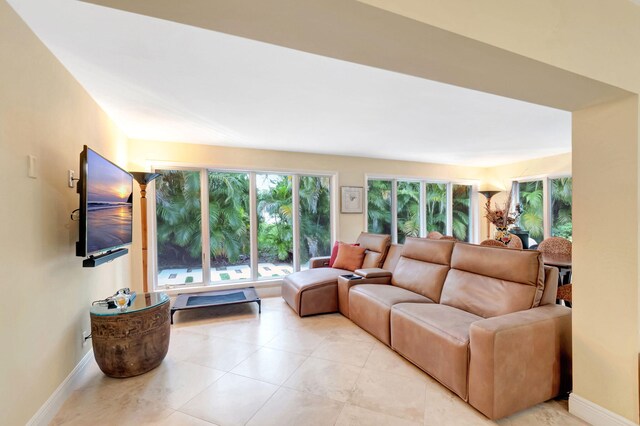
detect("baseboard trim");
top-left (569, 393), bottom-right (638, 426)
top-left (26, 349), bottom-right (94, 426)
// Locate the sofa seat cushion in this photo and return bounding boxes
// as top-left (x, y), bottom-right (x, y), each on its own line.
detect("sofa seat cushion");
top-left (349, 284), bottom-right (433, 345)
top-left (391, 303), bottom-right (482, 400)
top-left (282, 267), bottom-right (351, 316)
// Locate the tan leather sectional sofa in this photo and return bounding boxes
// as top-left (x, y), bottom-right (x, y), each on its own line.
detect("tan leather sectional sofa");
top-left (281, 232), bottom-right (391, 316)
top-left (282, 234), bottom-right (572, 419)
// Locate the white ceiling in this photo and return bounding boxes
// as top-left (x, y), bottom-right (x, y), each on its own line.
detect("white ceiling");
top-left (9, 0), bottom-right (571, 167)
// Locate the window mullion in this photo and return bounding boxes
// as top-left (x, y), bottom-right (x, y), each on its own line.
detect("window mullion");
top-left (391, 180), bottom-right (398, 244)
top-left (200, 169), bottom-right (211, 286)
top-left (331, 175), bottom-right (338, 245)
top-left (446, 182), bottom-right (453, 236)
top-left (292, 175), bottom-right (301, 272)
top-left (543, 178), bottom-right (551, 239)
top-left (471, 184), bottom-right (478, 243)
top-left (364, 178), bottom-right (369, 233)
top-left (419, 181), bottom-right (427, 238)
top-left (249, 172), bottom-right (258, 281)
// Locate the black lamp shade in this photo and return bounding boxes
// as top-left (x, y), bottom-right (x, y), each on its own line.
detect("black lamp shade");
top-left (479, 190), bottom-right (500, 200)
top-left (130, 172), bottom-right (161, 186)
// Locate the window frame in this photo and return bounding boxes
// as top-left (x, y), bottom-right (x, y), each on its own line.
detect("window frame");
top-left (513, 173), bottom-right (571, 242)
top-left (365, 174), bottom-right (479, 244)
top-left (148, 163), bottom-right (337, 292)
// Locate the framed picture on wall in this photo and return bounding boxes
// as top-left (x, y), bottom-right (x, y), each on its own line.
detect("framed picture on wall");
top-left (341, 186), bottom-right (363, 213)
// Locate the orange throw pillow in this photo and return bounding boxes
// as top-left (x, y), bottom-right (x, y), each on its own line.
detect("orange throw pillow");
top-left (328, 241), bottom-right (360, 267)
top-left (332, 243), bottom-right (367, 271)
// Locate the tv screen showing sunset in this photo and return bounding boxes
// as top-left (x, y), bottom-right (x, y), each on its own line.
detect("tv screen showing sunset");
top-left (86, 149), bottom-right (133, 254)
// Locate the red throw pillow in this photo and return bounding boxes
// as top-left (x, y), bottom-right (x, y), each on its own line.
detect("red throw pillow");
top-left (333, 243), bottom-right (367, 272)
top-left (329, 241), bottom-right (359, 267)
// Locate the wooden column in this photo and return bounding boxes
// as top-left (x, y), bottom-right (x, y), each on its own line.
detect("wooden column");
top-left (139, 182), bottom-right (149, 292)
top-left (131, 172), bottom-right (161, 293)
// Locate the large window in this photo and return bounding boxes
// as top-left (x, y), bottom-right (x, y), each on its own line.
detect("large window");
top-left (550, 177), bottom-right (572, 240)
top-left (299, 176), bottom-right (332, 269)
top-left (367, 178), bottom-right (476, 243)
top-left (155, 169), bottom-right (203, 286)
top-left (452, 184), bottom-right (472, 241)
top-left (152, 168), bottom-right (333, 288)
top-left (514, 176), bottom-right (572, 244)
top-left (257, 174), bottom-right (293, 279)
top-left (396, 181), bottom-right (420, 244)
top-left (367, 180), bottom-right (392, 234)
top-left (425, 183), bottom-right (447, 234)
top-left (518, 180), bottom-right (545, 244)
top-left (208, 171), bottom-right (251, 282)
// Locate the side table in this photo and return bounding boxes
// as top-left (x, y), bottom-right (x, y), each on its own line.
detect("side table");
top-left (90, 292), bottom-right (170, 378)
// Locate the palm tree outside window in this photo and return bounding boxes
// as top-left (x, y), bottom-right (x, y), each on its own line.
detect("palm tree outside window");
top-left (367, 178), bottom-right (475, 243)
top-left (152, 168), bottom-right (333, 288)
top-left (515, 176), bottom-right (572, 245)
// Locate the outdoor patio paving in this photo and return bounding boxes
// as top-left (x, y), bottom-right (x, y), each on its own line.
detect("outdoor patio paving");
top-left (158, 263), bottom-right (297, 286)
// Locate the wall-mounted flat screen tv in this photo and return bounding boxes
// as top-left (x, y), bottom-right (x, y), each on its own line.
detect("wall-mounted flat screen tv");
top-left (76, 146), bottom-right (133, 259)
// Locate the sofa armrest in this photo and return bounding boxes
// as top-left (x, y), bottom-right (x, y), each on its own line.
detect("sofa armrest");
top-left (468, 305), bottom-right (572, 419)
top-left (354, 268), bottom-right (392, 279)
top-left (309, 256), bottom-right (331, 269)
top-left (337, 275), bottom-right (390, 318)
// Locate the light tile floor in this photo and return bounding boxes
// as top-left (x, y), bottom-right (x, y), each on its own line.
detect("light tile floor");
top-left (52, 297), bottom-right (587, 426)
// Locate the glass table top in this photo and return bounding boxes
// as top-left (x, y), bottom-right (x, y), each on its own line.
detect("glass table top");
top-left (90, 292), bottom-right (169, 316)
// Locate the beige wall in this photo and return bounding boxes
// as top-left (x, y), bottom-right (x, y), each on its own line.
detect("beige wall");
top-left (0, 2), bottom-right (130, 425)
top-left (358, 0), bottom-right (640, 95)
top-left (484, 152), bottom-right (572, 191)
top-left (572, 95), bottom-right (639, 420)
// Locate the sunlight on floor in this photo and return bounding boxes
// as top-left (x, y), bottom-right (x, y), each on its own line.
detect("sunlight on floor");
top-left (52, 297), bottom-right (586, 426)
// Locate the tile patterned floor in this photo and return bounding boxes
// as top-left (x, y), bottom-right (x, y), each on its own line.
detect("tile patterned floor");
top-left (52, 297), bottom-right (587, 426)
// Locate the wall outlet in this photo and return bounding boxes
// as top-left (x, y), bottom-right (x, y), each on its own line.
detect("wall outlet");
top-left (68, 170), bottom-right (76, 188)
top-left (82, 330), bottom-right (90, 348)
top-left (28, 155), bottom-right (37, 178)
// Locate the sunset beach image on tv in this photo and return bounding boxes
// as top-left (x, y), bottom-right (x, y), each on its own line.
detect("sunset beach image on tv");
top-left (86, 149), bottom-right (133, 254)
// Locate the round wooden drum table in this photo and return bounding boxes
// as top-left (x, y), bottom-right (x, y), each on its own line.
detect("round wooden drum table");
top-left (90, 292), bottom-right (170, 378)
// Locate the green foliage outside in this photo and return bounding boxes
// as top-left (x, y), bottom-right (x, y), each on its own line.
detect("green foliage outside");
top-left (397, 181), bottom-right (420, 244)
top-left (452, 184), bottom-right (471, 241)
top-left (156, 170), bottom-right (203, 269)
top-left (550, 177), bottom-right (572, 240)
top-left (518, 180), bottom-right (545, 243)
top-left (518, 178), bottom-right (572, 243)
top-left (426, 183), bottom-right (447, 234)
top-left (367, 180), bottom-right (392, 234)
top-left (155, 170), bottom-right (331, 273)
top-left (367, 180), bottom-right (470, 242)
top-left (299, 176), bottom-right (331, 264)
top-left (256, 175), bottom-right (331, 266)
top-left (209, 172), bottom-right (251, 266)
top-left (257, 174), bottom-right (293, 264)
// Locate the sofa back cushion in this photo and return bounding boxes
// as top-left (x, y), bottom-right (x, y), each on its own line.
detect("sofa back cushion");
top-left (540, 266), bottom-right (559, 306)
top-left (382, 244), bottom-right (403, 273)
top-left (440, 243), bottom-right (545, 318)
top-left (356, 232), bottom-right (391, 268)
top-left (391, 238), bottom-right (455, 302)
